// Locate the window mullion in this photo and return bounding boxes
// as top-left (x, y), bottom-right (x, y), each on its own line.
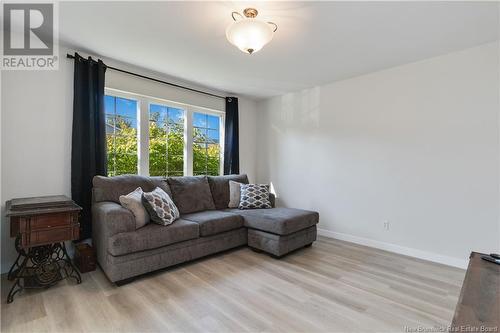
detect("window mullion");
top-left (138, 97), bottom-right (149, 176)
top-left (113, 98), bottom-right (117, 176)
top-left (165, 121), bottom-right (169, 177)
top-left (185, 108), bottom-right (193, 176)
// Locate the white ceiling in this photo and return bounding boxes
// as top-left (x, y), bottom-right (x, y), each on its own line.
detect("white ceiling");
top-left (58, 1), bottom-right (499, 99)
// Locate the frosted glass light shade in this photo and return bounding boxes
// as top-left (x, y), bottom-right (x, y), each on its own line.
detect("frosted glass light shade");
top-left (226, 18), bottom-right (274, 54)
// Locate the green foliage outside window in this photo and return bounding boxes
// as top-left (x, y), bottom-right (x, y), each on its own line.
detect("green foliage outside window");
top-left (107, 116), bottom-right (138, 176)
top-left (149, 111), bottom-right (184, 177)
top-left (193, 112), bottom-right (221, 176)
top-left (106, 113), bottom-right (221, 177)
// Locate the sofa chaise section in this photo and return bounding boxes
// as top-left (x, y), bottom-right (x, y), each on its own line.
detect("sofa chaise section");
top-left (227, 207), bottom-right (319, 257)
top-left (229, 207), bottom-right (319, 235)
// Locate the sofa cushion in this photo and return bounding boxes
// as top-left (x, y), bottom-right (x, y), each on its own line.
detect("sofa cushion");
top-left (167, 176), bottom-right (216, 214)
top-left (227, 208), bottom-right (319, 235)
top-left (93, 175), bottom-right (172, 203)
top-left (207, 174), bottom-right (249, 209)
top-left (182, 210), bottom-right (243, 237)
top-left (108, 219), bottom-right (199, 256)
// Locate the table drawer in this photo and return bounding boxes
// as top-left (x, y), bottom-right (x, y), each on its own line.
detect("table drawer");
top-left (30, 212), bottom-right (74, 230)
top-left (25, 224), bottom-right (80, 247)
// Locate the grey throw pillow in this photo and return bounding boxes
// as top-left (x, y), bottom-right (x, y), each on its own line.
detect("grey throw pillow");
top-left (167, 176), bottom-right (216, 214)
top-left (207, 174), bottom-right (249, 209)
top-left (228, 180), bottom-right (243, 208)
top-left (142, 187), bottom-right (180, 226)
top-left (239, 184), bottom-right (272, 209)
top-left (119, 187), bottom-right (150, 229)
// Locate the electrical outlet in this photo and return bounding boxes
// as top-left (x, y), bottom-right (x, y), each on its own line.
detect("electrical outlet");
top-left (383, 220), bottom-right (390, 231)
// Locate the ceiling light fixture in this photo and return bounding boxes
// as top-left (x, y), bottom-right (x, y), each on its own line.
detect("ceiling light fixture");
top-left (226, 8), bottom-right (277, 55)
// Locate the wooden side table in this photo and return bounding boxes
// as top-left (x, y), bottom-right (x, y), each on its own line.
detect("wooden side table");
top-left (5, 195), bottom-right (83, 303)
top-left (451, 252), bottom-right (499, 331)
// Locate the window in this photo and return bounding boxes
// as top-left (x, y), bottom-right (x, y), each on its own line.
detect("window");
top-left (104, 89), bottom-right (224, 177)
top-left (149, 104), bottom-right (184, 177)
top-left (105, 95), bottom-right (138, 176)
top-left (193, 112), bottom-right (221, 176)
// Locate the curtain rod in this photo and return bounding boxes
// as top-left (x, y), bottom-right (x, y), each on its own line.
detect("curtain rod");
top-left (66, 53), bottom-right (226, 100)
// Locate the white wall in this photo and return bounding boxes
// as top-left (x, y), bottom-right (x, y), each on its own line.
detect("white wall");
top-left (256, 42), bottom-right (500, 268)
top-left (0, 46), bottom-right (258, 273)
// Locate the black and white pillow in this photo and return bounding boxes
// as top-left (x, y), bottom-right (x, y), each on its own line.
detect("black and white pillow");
top-left (239, 184), bottom-right (272, 209)
top-left (142, 187), bottom-right (180, 225)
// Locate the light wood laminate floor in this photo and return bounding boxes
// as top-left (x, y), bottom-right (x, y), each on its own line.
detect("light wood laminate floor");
top-left (1, 237), bottom-right (465, 333)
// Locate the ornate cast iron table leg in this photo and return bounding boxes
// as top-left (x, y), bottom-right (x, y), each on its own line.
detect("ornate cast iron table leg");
top-left (6, 241), bottom-right (82, 303)
top-left (6, 255), bottom-right (28, 303)
top-left (7, 236), bottom-right (24, 281)
top-left (61, 242), bottom-right (82, 284)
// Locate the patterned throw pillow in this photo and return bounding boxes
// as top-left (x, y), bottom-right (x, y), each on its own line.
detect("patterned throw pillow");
top-left (142, 187), bottom-right (180, 226)
top-left (239, 184), bottom-right (272, 209)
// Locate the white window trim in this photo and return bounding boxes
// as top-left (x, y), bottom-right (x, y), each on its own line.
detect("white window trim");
top-left (105, 87), bottom-right (225, 177)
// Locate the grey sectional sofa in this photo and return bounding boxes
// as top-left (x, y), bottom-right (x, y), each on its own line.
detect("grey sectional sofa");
top-left (92, 174), bottom-right (319, 283)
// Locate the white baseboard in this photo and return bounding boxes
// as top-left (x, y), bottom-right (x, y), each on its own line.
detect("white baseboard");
top-left (317, 228), bottom-right (468, 269)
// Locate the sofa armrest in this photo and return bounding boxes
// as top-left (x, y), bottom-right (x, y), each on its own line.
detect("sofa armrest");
top-left (92, 201), bottom-right (135, 236)
top-left (92, 201), bottom-right (135, 264)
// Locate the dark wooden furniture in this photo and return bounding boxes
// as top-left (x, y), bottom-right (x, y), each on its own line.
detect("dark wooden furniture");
top-left (451, 252), bottom-right (499, 332)
top-left (6, 195), bottom-right (82, 303)
top-left (74, 243), bottom-right (96, 273)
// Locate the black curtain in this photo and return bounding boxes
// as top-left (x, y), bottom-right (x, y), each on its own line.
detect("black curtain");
top-left (224, 97), bottom-right (239, 175)
top-left (71, 53), bottom-right (107, 240)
